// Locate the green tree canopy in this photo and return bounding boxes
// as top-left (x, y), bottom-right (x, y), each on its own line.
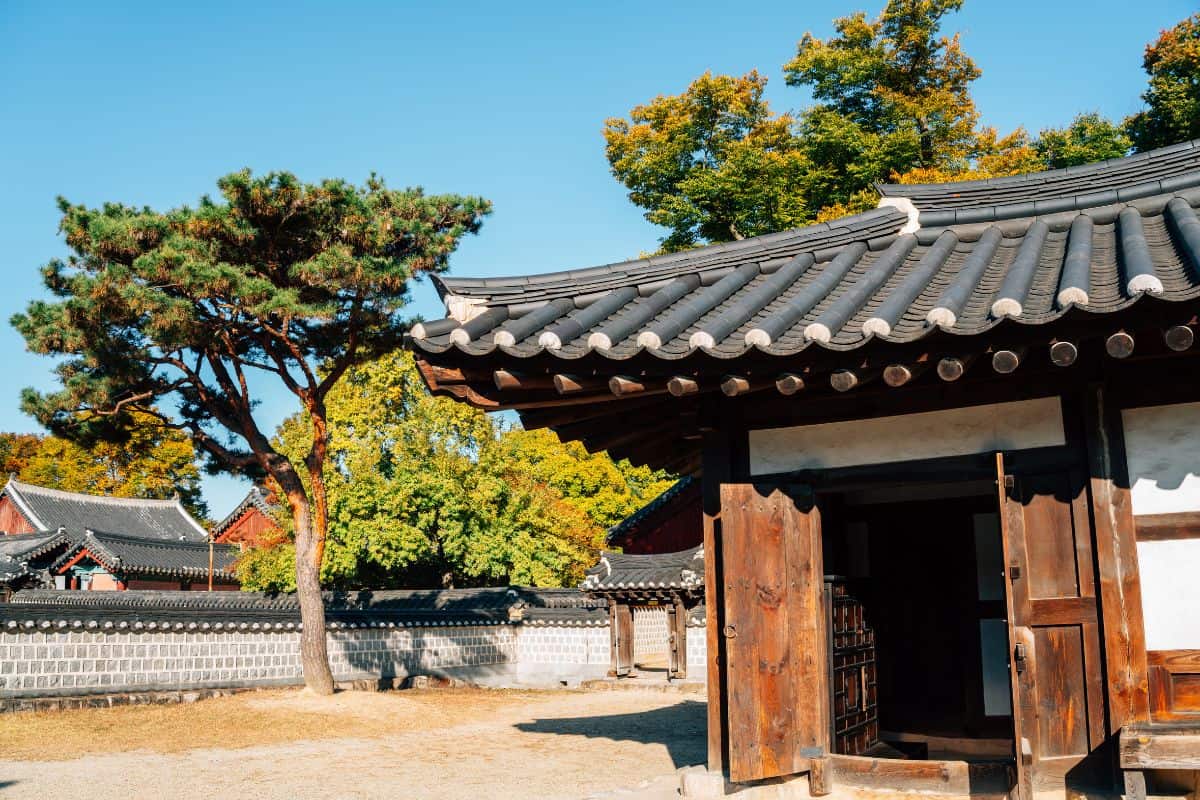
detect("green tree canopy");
top-left (783, 0), bottom-right (980, 171)
top-left (13, 170), bottom-right (489, 693)
top-left (604, 1), bottom-right (1154, 251)
top-left (603, 71), bottom-right (813, 251)
top-left (605, 0), bottom-right (1037, 250)
top-left (0, 433), bottom-right (42, 476)
top-left (1126, 13), bottom-right (1200, 152)
top-left (4, 412), bottom-right (207, 519)
top-left (1036, 112), bottom-right (1132, 169)
top-left (238, 351), bottom-right (674, 592)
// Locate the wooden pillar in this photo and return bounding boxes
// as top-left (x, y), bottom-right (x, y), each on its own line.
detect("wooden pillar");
top-left (1083, 384), bottom-right (1150, 734)
top-left (701, 427), bottom-right (733, 773)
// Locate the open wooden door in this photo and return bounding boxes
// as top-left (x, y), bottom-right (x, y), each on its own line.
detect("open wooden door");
top-left (609, 601), bottom-right (634, 677)
top-left (996, 454), bottom-right (1108, 797)
top-left (720, 483), bottom-right (830, 784)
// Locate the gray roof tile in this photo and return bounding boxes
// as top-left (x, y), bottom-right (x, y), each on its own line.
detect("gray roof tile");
top-left (2, 479), bottom-right (208, 542)
top-left (410, 142), bottom-right (1200, 365)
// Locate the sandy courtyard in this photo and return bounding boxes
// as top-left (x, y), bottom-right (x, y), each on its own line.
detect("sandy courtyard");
top-left (0, 687), bottom-right (705, 800)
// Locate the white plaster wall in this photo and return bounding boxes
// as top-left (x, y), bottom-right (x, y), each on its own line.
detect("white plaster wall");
top-left (1122, 402), bottom-right (1200, 651)
top-left (749, 397), bottom-right (1065, 475)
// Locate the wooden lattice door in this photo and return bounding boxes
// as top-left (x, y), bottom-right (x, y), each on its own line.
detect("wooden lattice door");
top-left (826, 579), bottom-right (879, 755)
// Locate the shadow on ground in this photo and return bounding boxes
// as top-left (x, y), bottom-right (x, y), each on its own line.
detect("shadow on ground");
top-left (514, 699), bottom-right (706, 768)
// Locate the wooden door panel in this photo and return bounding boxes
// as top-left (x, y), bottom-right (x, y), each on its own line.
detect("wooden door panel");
top-left (1002, 465), bottom-right (1108, 796)
top-left (721, 483), bottom-right (828, 783)
top-left (1033, 626), bottom-right (1090, 757)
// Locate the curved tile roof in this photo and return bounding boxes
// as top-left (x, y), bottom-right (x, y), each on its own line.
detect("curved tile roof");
top-left (410, 140), bottom-right (1200, 367)
top-left (582, 545), bottom-right (704, 593)
top-left (877, 139), bottom-right (1200, 223)
top-left (52, 530), bottom-right (240, 581)
top-left (2, 478), bottom-right (208, 542)
top-left (2, 587), bottom-right (607, 627)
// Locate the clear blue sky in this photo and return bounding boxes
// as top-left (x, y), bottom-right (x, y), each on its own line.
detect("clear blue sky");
top-left (0, 0), bottom-right (1192, 516)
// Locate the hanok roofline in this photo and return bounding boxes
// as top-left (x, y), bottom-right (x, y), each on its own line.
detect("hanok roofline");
top-left (408, 140), bottom-right (1200, 475)
top-left (582, 545), bottom-right (704, 595)
top-left (51, 529), bottom-right (240, 583)
top-left (1, 476), bottom-right (209, 542)
top-left (211, 486), bottom-right (276, 536)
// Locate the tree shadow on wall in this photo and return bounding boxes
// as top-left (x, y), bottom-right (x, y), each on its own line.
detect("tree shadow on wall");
top-left (513, 700), bottom-right (707, 768)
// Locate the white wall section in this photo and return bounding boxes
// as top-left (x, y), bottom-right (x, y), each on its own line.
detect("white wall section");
top-left (1122, 402), bottom-right (1200, 516)
top-left (1122, 402), bottom-right (1200, 651)
top-left (749, 397), bottom-right (1065, 475)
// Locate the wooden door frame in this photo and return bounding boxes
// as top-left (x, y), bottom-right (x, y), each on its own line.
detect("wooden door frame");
top-left (703, 384), bottom-right (1151, 783)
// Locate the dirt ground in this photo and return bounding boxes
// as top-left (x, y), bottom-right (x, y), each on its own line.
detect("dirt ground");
top-left (0, 687), bottom-right (706, 800)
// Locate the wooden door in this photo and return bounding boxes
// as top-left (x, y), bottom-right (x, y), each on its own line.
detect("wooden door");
top-left (998, 459), bottom-right (1108, 795)
top-left (668, 599), bottom-right (687, 679)
top-left (610, 601), bottom-right (634, 677)
top-left (720, 483), bottom-right (830, 783)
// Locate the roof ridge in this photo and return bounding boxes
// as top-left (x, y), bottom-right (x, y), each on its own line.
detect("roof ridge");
top-left (85, 529), bottom-right (234, 549)
top-left (431, 207), bottom-right (909, 306)
top-left (8, 478), bottom-right (184, 508)
top-left (878, 138), bottom-right (1200, 195)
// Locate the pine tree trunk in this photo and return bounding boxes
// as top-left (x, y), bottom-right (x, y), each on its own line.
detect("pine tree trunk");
top-left (279, 473), bottom-right (335, 695)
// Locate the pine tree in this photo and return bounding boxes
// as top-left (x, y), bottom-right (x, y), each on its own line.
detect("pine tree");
top-left (12, 171), bottom-right (489, 693)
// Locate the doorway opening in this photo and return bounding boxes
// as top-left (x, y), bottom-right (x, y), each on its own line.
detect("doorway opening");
top-left (821, 480), bottom-right (1015, 764)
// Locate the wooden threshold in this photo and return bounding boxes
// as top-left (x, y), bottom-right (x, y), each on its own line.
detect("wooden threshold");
top-left (830, 754), bottom-right (1015, 797)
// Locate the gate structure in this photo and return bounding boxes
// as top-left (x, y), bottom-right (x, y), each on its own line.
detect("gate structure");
top-left (582, 546), bottom-right (703, 679)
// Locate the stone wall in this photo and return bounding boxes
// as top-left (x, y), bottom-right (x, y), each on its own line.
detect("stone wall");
top-left (0, 589), bottom-right (710, 705)
top-left (0, 624), bottom-right (522, 699)
top-left (0, 588), bottom-right (615, 703)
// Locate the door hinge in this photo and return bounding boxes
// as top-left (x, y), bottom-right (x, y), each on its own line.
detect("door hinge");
top-left (1008, 562), bottom-right (1021, 581)
top-left (1013, 643), bottom-right (1027, 674)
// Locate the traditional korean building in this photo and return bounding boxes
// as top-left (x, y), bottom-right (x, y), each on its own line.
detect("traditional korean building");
top-left (50, 530), bottom-right (239, 591)
top-left (0, 530), bottom-right (73, 598)
top-left (606, 476), bottom-right (702, 554)
top-left (410, 141), bottom-right (1200, 798)
top-left (211, 486), bottom-right (281, 546)
top-left (0, 478), bottom-right (236, 592)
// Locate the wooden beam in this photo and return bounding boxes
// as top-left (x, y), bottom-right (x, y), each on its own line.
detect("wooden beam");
top-left (493, 370), bottom-right (556, 391)
top-left (1135, 511), bottom-right (1200, 541)
top-left (520, 394), bottom-right (670, 430)
top-left (1050, 340), bottom-right (1079, 367)
top-left (719, 375), bottom-right (772, 397)
top-left (882, 356), bottom-right (930, 388)
top-left (1107, 330), bottom-right (1136, 359)
top-left (609, 375), bottom-right (647, 397)
top-left (775, 373), bottom-right (805, 396)
top-left (991, 347), bottom-right (1024, 374)
top-left (553, 374), bottom-right (607, 395)
top-left (830, 368), bottom-right (878, 392)
top-left (1121, 724), bottom-right (1200, 769)
top-left (721, 375), bottom-right (751, 397)
top-left (809, 756), bottom-right (833, 797)
top-left (1164, 325), bottom-right (1194, 352)
top-left (668, 376), bottom-right (700, 397)
top-left (936, 354), bottom-right (976, 382)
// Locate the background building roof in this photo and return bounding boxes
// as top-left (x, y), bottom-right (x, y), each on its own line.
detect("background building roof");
top-left (52, 530), bottom-right (239, 582)
top-left (2, 478), bottom-right (208, 542)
